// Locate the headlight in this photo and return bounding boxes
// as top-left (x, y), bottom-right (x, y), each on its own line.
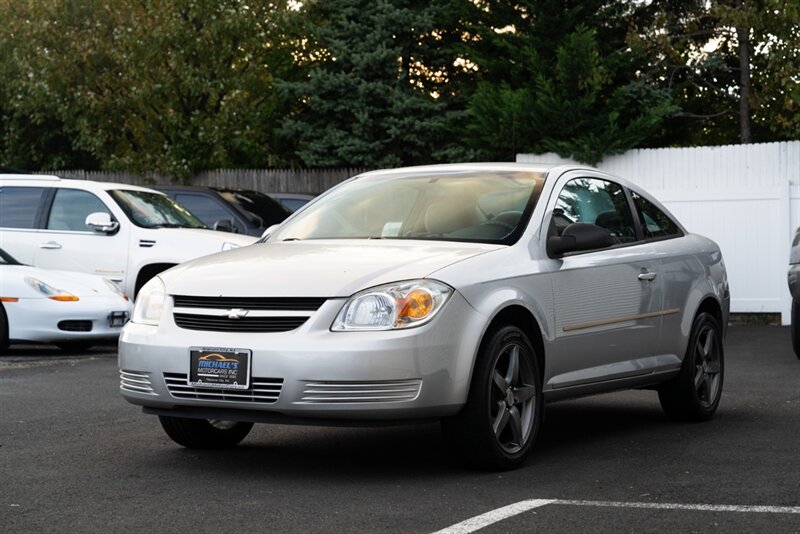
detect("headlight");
top-left (25, 277), bottom-right (79, 301)
top-left (132, 277), bottom-right (165, 326)
top-left (221, 241), bottom-right (240, 251)
top-left (332, 280), bottom-right (453, 331)
top-left (103, 278), bottom-right (129, 301)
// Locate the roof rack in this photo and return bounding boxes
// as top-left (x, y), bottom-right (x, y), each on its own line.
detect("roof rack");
top-left (0, 173), bottom-right (61, 181)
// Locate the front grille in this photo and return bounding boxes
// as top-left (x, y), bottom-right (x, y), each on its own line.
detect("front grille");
top-left (120, 369), bottom-right (156, 395)
top-left (299, 379), bottom-right (422, 404)
top-left (173, 313), bottom-right (307, 333)
top-left (58, 320), bottom-right (92, 332)
top-left (172, 295), bottom-right (326, 311)
top-left (164, 373), bottom-right (282, 403)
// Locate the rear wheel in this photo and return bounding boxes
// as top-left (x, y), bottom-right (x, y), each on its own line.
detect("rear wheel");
top-left (159, 416), bottom-right (253, 449)
top-left (442, 325), bottom-right (543, 470)
top-left (0, 304), bottom-right (9, 353)
top-left (791, 300), bottom-right (800, 359)
top-left (658, 312), bottom-right (724, 421)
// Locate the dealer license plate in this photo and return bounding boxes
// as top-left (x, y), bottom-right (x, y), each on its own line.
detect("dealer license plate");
top-left (188, 348), bottom-right (251, 390)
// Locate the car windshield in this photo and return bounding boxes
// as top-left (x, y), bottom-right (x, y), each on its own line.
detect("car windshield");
top-left (270, 170), bottom-right (546, 245)
top-left (216, 190), bottom-right (290, 227)
top-left (109, 190), bottom-right (208, 229)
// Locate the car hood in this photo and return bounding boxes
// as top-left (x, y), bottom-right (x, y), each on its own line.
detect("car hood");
top-left (159, 240), bottom-right (503, 297)
top-left (0, 265), bottom-right (129, 299)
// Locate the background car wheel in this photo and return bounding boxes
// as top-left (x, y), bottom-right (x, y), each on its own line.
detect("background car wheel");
top-left (158, 416), bottom-right (253, 449)
top-left (0, 304), bottom-right (9, 353)
top-left (792, 300), bottom-right (800, 359)
top-left (442, 324), bottom-right (543, 470)
top-left (56, 341), bottom-right (94, 353)
top-left (658, 312), bottom-right (724, 421)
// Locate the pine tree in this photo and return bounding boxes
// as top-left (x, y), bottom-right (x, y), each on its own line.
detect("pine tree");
top-left (278, 0), bottom-right (452, 168)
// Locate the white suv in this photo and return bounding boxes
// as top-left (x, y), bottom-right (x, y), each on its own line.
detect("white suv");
top-left (0, 174), bottom-right (256, 298)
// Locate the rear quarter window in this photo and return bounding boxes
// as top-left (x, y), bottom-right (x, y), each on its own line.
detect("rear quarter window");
top-left (631, 191), bottom-right (683, 240)
top-left (0, 187), bottom-right (46, 228)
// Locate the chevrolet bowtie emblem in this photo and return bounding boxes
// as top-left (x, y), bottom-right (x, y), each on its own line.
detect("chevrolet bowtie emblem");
top-left (226, 308), bottom-right (249, 319)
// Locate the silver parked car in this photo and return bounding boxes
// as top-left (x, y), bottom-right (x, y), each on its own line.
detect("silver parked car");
top-left (788, 227), bottom-right (800, 358)
top-left (119, 163), bottom-right (729, 469)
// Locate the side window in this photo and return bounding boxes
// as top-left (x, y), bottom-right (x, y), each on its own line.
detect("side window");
top-left (0, 187), bottom-right (46, 228)
top-left (47, 189), bottom-right (110, 231)
top-left (554, 178), bottom-right (636, 244)
top-left (174, 194), bottom-right (233, 228)
top-left (631, 191), bottom-right (682, 240)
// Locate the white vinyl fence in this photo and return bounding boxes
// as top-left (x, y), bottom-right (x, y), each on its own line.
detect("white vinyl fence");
top-left (518, 141), bottom-right (800, 325)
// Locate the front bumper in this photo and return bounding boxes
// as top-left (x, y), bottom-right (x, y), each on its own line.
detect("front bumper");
top-left (118, 293), bottom-right (484, 421)
top-left (5, 296), bottom-right (131, 344)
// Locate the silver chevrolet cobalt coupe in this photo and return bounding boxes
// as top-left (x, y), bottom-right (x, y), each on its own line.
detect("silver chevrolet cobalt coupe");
top-left (120, 163), bottom-right (729, 469)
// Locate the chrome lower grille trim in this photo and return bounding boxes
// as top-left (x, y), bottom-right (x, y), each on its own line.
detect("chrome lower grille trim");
top-left (299, 379), bottom-right (422, 404)
top-left (120, 369), bottom-right (156, 395)
top-left (164, 373), bottom-right (282, 404)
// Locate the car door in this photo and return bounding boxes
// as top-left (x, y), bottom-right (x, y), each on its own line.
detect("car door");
top-left (544, 172), bottom-right (666, 389)
top-left (33, 187), bottom-right (130, 288)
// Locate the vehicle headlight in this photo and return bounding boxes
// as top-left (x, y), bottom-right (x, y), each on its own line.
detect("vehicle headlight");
top-left (221, 241), bottom-right (240, 251)
top-left (332, 280), bottom-right (453, 331)
top-left (132, 277), bottom-right (165, 326)
top-left (25, 277), bottom-right (79, 301)
top-left (103, 278), bottom-right (129, 301)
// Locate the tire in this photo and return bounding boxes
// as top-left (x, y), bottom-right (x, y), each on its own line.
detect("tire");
top-left (791, 300), bottom-right (800, 359)
top-left (442, 325), bottom-right (543, 470)
top-left (56, 341), bottom-right (94, 353)
top-left (0, 304), bottom-right (9, 353)
top-left (158, 416), bottom-right (253, 449)
top-left (658, 312), bottom-right (724, 421)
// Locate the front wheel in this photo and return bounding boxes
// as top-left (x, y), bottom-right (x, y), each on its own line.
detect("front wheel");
top-left (658, 312), bottom-right (724, 421)
top-left (158, 416), bottom-right (253, 449)
top-left (791, 300), bottom-right (800, 359)
top-left (442, 325), bottom-right (543, 470)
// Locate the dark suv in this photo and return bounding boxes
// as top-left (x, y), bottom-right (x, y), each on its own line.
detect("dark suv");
top-left (155, 185), bottom-right (290, 237)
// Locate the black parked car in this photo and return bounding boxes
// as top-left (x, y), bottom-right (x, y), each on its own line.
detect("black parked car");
top-left (155, 185), bottom-right (291, 237)
top-left (265, 192), bottom-right (316, 213)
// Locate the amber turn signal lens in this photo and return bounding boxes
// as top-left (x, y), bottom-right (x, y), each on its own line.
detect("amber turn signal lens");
top-left (398, 289), bottom-right (433, 320)
top-left (48, 294), bottom-right (80, 302)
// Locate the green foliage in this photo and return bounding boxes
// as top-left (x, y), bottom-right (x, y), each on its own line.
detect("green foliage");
top-left (278, 0), bottom-right (454, 168)
top-left (461, 4), bottom-right (677, 164)
top-left (0, 0), bottom-right (298, 180)
top-left (632, 0), bottom-right (800, 145)
top-left (0, 0), bottom-right (796, 176)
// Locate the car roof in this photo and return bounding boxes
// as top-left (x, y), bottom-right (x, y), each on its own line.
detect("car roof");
top-left (355, 162), bottom-right (562, 178)
top-left (0, 174), bottom-right (164, 194)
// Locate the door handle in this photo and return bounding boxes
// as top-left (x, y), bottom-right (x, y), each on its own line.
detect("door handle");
top-left (39, 241), bottom-right (62, 250)
top-left (638, 271), bottom-right (657, 281)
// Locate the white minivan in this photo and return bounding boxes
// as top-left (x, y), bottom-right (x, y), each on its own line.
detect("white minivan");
top-left (0, 174), bottom-right (256, 298)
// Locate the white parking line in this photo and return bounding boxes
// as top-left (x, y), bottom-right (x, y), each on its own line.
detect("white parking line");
top-left (430, 499), bottom-right (555, 534)
top-left (431, 498), bottom-right (800, 534)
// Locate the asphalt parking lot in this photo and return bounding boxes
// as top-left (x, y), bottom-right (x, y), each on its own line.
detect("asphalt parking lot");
top-left (1, 325), bottom-right (798, 533)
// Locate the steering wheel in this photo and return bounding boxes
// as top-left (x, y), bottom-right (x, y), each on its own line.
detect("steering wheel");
top-left (486, 210), bottom-right (524, 231)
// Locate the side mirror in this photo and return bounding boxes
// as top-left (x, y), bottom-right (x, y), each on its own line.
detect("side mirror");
top-left (261, 224), bottom-right (280, 241)
top-left (85, 212), bottom-right (119, 234)
top-left (548, 223), bottom-right (613, 257)
top-left (213, 219), bottom-right (234, 233)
